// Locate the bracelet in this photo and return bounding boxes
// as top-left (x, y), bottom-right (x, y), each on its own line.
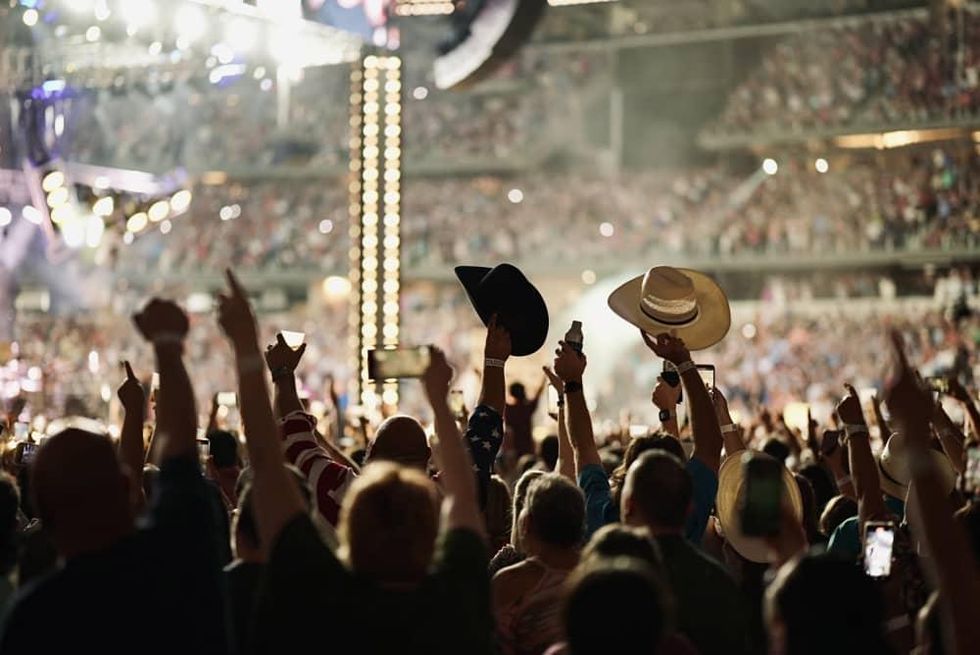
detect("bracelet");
top-left (835, 475), bottom-right (852, 488)
top-left (720, 423), bottom-right (738, 434)
top-left (843, 424), bottom-right (869, 436)
top-left (674, 360), bottom-right (695, 375)
top-left (152, 333), bottom-right (184, 346)
top-left (484, 358), bottom-right (505, 369)
top-left (565, 381), bottom-right (583, 394)
top-left (237, 354), bottom-right (265, 375)
top-left (271, 365), bottom-right (293, 381)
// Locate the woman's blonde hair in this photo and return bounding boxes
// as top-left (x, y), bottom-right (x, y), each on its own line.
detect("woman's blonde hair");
top-left (338, 462), bottom-right (440, 586)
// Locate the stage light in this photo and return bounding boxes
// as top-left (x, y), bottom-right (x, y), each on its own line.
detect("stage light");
top-left (22, 206), bottom-right (42, 224)
top-left (412, 86), bottom-right (428, 100)
top-left (319, 219), bottom-right (334, 234)
top-left (169, 190), bottom-right (192, 214)
top-left (322, 276), bottom-right (351, 300)
top-left (0, 208), bottom-right (10, 227)
top-left (581, 270), bottom-right (597, 285)
top-left (123, 232), bottom-right (134, 245)
top-left (148, 41), bottom-right (163, 56)
top-left (46, 187), bottom-right (69, 208)
top-left (50, 205), bottom-right (73, 224)
top-left (92, 197), bottom-right (114, 217)
top-left (94, 0), bottom-right (110, 21)
top-left (148, 200), bottom-right (169, 222)
top-left (126, 212), bottom-right (148, 233)
top-left (85, 214), bottom-right (104, 248)
top-left (211, 43), bottom-right (236, 65)
top-left (85, 26), bottom-right (101, 42)
top-left (599, 222), bottom-right (614, 237)
top-left (260, 79), bottom-right (273, 92)
top-left (815, 158), bottom-right (829, 174)
top-left (762, 158), bottom-right (778, 175)
top-left (62, 218), bottom-right (86, 249)
top-left (159, 219), bottom-right (172, 235)
top-left (93, 176), bottom-right (110, 190)
top-left (42, 171), bottom-right (64, 193)
top-left (175, 4), bottom-right (206, 43)
top-left (741, 323), bottom-right (757, 340)
top-left (120, 0), bottom-right (155, 30)
top-left (508, 188), bottom-right (524, 204)
top-left (23, 9), bottom-right (38, 26)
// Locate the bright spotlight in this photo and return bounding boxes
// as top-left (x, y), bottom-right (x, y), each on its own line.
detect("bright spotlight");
top-left (581, 270), bottom-right (597, 285)
top-left (85, 25), bottom-right (101, 42)
top-left (92, 196), bottom-right (114, 217)
top-left (174, 4), bottom-right (205, 42)
top-left (169, 189), bottom-right (192, 214)
top-left (599, 222), bottom-right (615, 238)
top-left (412, 86), bottom-right (428, 100)
top-left (22, 9), bottom-right (39, 26)
top-left (148, 200), bottom-right (169, 222)
top-left (85, 214), bottom-right (104, 248)
top-left (507, 188), bottom-right (524, 204)
top-left (120, 0), bottom-right (156, 30)
top-left (322, 276), bottom-right (352, 300)
top-left (762, 158), bottom-right (778, 175)
top-left (41, 171), bottom-right (64, 193)
top-left (815, 158), bottom-right (829, 174)
top-left (22, 206), bottom-right (42, 224)
top-left (126, 212), bottom-right (148, 233)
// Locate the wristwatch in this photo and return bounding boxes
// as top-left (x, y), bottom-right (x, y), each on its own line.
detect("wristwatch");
top-left (565, 381), bottom-right (583, 394)
top-left (659, 409), bottom-right (674, 422)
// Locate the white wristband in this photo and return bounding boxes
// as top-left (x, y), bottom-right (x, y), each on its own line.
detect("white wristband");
top-left (152, 333), bottom-right (184, 346)
top-left (484, 358), bottom-right (505, 369)
top-left (720, 423), bottom-right (738, 434)
top-left (674, 360), bottom-right (695, 375)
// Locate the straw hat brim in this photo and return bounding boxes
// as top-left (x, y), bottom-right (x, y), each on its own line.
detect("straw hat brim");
top-left (607, 268), bottom-right (731, 351)
top-left (715, 454), bottom-right (804, 563)
top-left (879, 450), bottom-right (957, 501)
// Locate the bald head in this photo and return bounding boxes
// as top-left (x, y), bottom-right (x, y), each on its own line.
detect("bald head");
top-left (622, 450), bottom-right (692, 533)
top-left (33, 429), bottom-right (132, 558)
top-left (366, 416), bottom-right (430, 470)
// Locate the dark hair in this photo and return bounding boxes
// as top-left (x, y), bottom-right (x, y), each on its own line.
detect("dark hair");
top-left (762, 438), bottom-right (791, 464)
top-left (819, 495), bottom-right (858, 538)
top-left (539, 435), bottom-right (559, 471)
top-left (798, 464), bottom-right (837, 515)
top-left (770, 552), bottom-right (892, 655)
top-left (207, 430), bottom-right (239, 469)
top-left (581, 525), bottom-right (663, 573)
top-left (235, 465), bottom-right (313, 550)
top-left (610, 434), bottom-right (685, 509)
top-left (564, 558), bottom-right (667, 655)
top-left (509, 383), bottom-right (527, 401)
top-left (626, 450), bottom-right (692, 530)
top-left (793, 474), bottom-right (822, 546)
top-left (523, 474), bottom-right (585, 548)
top-left (0, 472), bottom-right (20, 575)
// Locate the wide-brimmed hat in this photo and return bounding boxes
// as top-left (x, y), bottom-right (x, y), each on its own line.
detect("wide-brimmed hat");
top-left (878, 432), bottom-right (957, 501)
top-left (607, 266), bottom-right (730, 351)
top-left (455, 264), bottom-right (549, 357)
top-left (715, 453), bottom-right (803, 563)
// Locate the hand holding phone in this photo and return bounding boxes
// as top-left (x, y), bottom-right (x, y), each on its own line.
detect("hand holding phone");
top-left (863, 521), bottom-right (895, 578)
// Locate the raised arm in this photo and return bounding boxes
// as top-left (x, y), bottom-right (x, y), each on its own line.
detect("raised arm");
top-left (464, 321), bottom-right (510, 510)
top-left (932, 403), bottom-right (966, 474)
top-left (836, 383), bottom-right (886, 523)
top-left (117, 361), bottom-right (147, 510)
top-left (651, 376), bottom-right (681, 439)
top-left (711, 386), bottom-right (745, 457)
top-left (425, 347), bottom-right (484, 538)
top-left (948, 377), bottom-right (980, 441)
top-left (641, 331), bottom-right (723, 473)
top-left (543, 366), bottom-right (574, 480)
top-left (478, 315), bottom-right (509, 415)
top-left (554, 341), bottom-right (599, 472)
top-left (132, 300), bottom-right (197, 463)
top-left (885, 332), bottom-right (980, 655)
top-left (217, 270), bottom-right (305, 549)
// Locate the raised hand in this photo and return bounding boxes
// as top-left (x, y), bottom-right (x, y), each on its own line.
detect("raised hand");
top-left (835, 383), bottom-right (866, 427)
top-left (484, 314), bottom-right (512, 362)
top-left (542, 366), bottom-right (564, 394)
top-left (553, 340), bottom-right (586, 383)
top-left (216, 269), bottom-right (259, 350)
top-left (640, 330), bottom-right (691, 365)
top-left (653, 376), bottom-right (682, 411)
top-left (133, 299), bottom-right (189, 345)
top-left (710, 386), bottom-right (732, 424)
top-left (117, 361), bottom-right (145, 413)
top-left (946, 376), bottom-right (971, 404)
top-left (422, 346), bottom-right (454, 406)
top-left (265, 333), bottom-right (307, 373)
top-left (882, 330), bottom-right (932, 442)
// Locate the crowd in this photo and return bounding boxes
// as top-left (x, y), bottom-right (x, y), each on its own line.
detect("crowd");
top-left (0, 266), bottom-right (978, 654)
top-left (709, 11), bottom-right (980, 136)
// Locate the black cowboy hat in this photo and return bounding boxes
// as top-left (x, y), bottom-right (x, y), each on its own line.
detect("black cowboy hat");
top-left (455, 264), bottom-right (549, 357)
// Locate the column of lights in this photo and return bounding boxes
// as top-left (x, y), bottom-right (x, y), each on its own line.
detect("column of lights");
top-left (349, 54), bottom-right (402, 408)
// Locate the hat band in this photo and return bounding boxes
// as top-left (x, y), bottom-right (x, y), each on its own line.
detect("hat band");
top-left (640, 295), bottom-right (699, 326)
top-left (879, 459), bottom-right (906, 490)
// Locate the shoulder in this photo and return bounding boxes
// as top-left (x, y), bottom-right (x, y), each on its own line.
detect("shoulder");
top-left (492, 559), bottom-right (546, 609)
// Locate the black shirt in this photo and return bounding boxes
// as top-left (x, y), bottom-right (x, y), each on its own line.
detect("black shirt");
top-left (0, 456), bottom-right (232, 655)
top-left (224, 560), bottom-right (264, 650)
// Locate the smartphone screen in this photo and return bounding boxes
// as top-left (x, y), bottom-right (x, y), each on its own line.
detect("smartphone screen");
top-left (661, 361), bottom-right (682, 403)
top-left (366, 347), bottom-right (431, 381)
top-left (196, 438), bottom-right (210, 466)
top-left (217, 392), bottom-right (238, 407)
top-left (280, 331), bottom-right (306, 349)
top-left (449, 390), bottom-right (465, 417)
top-left (740, 453), bottom-right (783, 536)
top-left (696, 365), bottom-right (715, 391)
top-left (20, 442), bottom-right (37, 465)
top-left (864, 522), bottom-right (895, 578)
top-left (965, 446), bottom-right (980, 495)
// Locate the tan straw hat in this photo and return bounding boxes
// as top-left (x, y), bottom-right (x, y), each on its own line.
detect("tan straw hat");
top-left (607, 266), bottom-right (730, 351)
top-left (878, 432), bottom-right (957, 501)
top-left (715, 453), bottom-right (803, 563)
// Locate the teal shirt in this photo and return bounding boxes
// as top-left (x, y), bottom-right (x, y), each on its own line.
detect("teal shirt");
top-left (827, 495), bottom-right (905, 559)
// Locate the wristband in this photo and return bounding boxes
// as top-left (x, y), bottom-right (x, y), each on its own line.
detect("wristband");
top-left (674, 360), bottom-right (695, 375)
top-left (271, 365), bottom-right (293, 381)
top-left (565, 381), bottom-right (583, 394)
top-left (659, 409), bottom-right (674, 423)
top-left (835, 475), bottom-right (852, 488)
top-left (152, 333), bottom-right (184, 346)
top-left (720, 423), bottom-right (738, 434)
top-left (484, 358), bottom-right (505, 369)
top-left (237, 354), bottom-right (265, 375)
top-left (843, 424), bottom-right (868, 437)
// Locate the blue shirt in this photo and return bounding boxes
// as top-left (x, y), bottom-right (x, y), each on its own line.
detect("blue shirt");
top-left (827, 495), bottom-right (905, 559)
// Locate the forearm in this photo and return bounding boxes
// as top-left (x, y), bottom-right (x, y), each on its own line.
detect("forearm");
top-left (825, 456), bottom-right (856, 498)
top-left (565, 383), bottom-right (600, 470)
top-left (721, 425), bottom-right (746, 458)
top-left (273, 373), bottom-right (304, 421)
top-left (120, 407), bottom-right (147, 507)
top-left (432, 397), bottom-right (483, 536)
top-left (151, 343), bottom-right (197, 463)
top-left (680, 368), bottom-right (722, 472)
top-left (555, 404), bottom-right (575, 480)
top-left (479, 365), bottom-right (506, 415)
top-left (935, 425), bottom-right (966, 474)
top-left (847, 430), bottom-right (886, 520)
top-left (660, 413), bottom-right (679, 439)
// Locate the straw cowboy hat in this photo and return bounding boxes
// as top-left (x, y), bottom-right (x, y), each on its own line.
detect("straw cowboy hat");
top-left (878, 432), bottom-right (957, 501)
top-left (607, 266), bottom-right (730, 351)
top-left (455, 263), bottom-right (549, 357)
top-left (715, 453), bottom-right (803, 563)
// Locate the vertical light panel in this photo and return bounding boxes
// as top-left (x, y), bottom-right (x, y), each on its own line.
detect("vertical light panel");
top-left (350, 54), bottom-right (402, 408)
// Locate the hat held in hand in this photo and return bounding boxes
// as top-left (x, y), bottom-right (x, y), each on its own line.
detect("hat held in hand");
top-left (607, 266), bottom-right (730, 351)
top-left (455, 263), bottom-right (549, 357)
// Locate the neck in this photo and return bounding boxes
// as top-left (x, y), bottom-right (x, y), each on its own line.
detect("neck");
top-left (525, 541), bottom-right (580, 569)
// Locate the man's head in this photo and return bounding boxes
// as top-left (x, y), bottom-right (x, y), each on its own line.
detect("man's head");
top-left (509, 382), bottom-right (527, 402)
top-left (581, 525), bottom-right (662, 573)
top-left (339, 462), bottom-right (439, 586)
top-left (519, 473), bottom-right (585, 550)
top-left (32, 429), bottom-right (132, 558)
top-left (511, 468), bottom-right (545, 550)
top-left (621, 450), bottom-right (692, 534)
top-left (207, 430), bottom-right (239, 470)
top-left (365, 416), bottom-right (430, 470)
top-left (762, 438), bottom-right (791, 465)
top-left (538, 435), bottom-right (559, 471)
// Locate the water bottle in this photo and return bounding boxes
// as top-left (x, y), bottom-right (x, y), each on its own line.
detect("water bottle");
top-left (565, 320), bottom-right (584, 354)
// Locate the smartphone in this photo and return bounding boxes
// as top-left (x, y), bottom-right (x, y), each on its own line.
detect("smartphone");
top-left (217, 392), bottom-right (238, 407)
top-left (863, 521), bottom-right (896, 578)
top-left (547, 387), bottom-right (560, 416)
top-left (196, 437), bottom-right (210, 465)
top-left (739, 452), bottom-right (784, 537)
top-left (965, 444), bottom-right (980, 495)
top-left (19, 442), bottom-right (37, 466)
top-left (926, 377), bottom-right (948, 395)
top-left (661, 361), bottom-right (682, 403)
top-left (366, 346), bottom-right (431, 381)
top-left (821, 429), bottom-right (841, 456)
top-left (280, 330), bottom-right (306, 349)
top-left (696, 365), bottom-right (715, 391)
top-left (449, 390), bottom-right (465, 418)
